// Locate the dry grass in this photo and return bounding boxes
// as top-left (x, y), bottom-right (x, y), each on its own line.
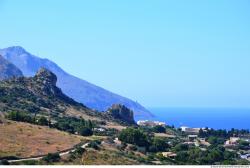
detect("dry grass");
top-left (0, 120), bottom-right (83, 158)
top-left (65, 106), bottom-right (101, 121)
top-left (104, 122), bottom-right (126, 131)
top-left (81, 149), bottom-right (140, 165)
top-left (154, 133), bottom-right (176, 138)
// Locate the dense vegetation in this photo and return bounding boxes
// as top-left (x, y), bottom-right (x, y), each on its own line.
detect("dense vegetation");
top-left (118, 127), bottom-right (250, 165)
top-left (199, 128), bottom-right (250, 139)
top-left (7, 111), bottom-right (49, 126)
top-left (54, 117), bottom-right (93, 136)
top-left (118, 127), bottom-right (150, 147)
top-left (6, 111), bottom-right (94, 136)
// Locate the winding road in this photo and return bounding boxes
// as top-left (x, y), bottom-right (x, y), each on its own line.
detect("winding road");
top-left (7, 143), bottom-right (89, 163)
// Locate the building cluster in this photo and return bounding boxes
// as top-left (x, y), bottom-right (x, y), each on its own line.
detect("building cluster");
top-left (137, 120), bottom-right (166, 127)
top-left (180, 126), bottom-right (202, 134)
top-left (224, 137), bottom-right (240, 146)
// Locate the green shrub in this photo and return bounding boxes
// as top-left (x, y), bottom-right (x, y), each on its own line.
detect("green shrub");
top-left (78, 127), bottom-right (93, 136)
top-left (87, 141), bottom-right (100, 150)
top-left (42, 153), bottom-right (61, 163)
top-left (0, 159), bottom-right (9, 165)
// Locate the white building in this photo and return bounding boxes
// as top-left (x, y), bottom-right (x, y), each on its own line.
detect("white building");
top-left (225, 137), bottom-right (240, 146)
top-left (137, 120), bottom-right (166, 127)
top-left (180, 126), bottom-right (201, 134)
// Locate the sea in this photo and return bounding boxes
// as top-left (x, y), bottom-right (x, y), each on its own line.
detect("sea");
top-left (135, 107), bottom-right (250, 130)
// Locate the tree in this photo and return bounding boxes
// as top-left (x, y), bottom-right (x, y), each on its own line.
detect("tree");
top-left (78, 127), bottom-right (93, 136)
top-left (149, 138), bottom-right (169, 152)
top-left (86, 120), bottom-right (93, 129)
top-left (174, 143), bottom-right (189, 152)
top-left (207, 149), bottom-right (223, 163)
top-left (207, 136), bottom-right (224, 145)
top-left (153, 125), bottom-right (166, 133)
top-left (176, 151), bottom-right (189, 162)
top-left (118, 127), bottom-right (149, 147)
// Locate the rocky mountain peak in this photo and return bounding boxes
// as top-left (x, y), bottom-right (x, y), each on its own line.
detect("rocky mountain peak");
top-left (6, 46), bottom-right (27, 54)
top-left (34, 68), bottom-right (57, 86)
top-left (107, 104), bottom-right (136, 125)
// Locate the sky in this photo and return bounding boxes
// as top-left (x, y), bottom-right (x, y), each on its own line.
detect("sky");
top-left (0, 0), bottom-right (250, 108)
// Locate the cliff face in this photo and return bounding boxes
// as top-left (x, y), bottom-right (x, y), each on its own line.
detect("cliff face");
top-left (0, 55), bottom-right (23, 80)
top-left (106, 104), bottom-right (136, 125)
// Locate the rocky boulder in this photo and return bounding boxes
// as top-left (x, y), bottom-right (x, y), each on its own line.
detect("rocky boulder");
top-left (106, 104), bottom-right (136, 125)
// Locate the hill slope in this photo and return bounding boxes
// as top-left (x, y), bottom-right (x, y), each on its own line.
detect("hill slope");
top-left (0, 55), bottom-right (23, 80)
top-left (0, 68), bottom-right (90, 117)
top-left (0, 120), bottom-right (83, 158)
top-left (0, 68), bottom-right (135, 126)
top-left (0, 46), bottom-right (152, 118)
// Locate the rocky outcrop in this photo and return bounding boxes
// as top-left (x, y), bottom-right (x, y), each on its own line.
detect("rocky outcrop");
top-left (0, 55), bottom-right (23, 80)
top-left (0, 68), bottom-right (83, 115)
top-left (106, 104), bottom-right (136, 125)
top-left (34, 68), bottom-right (57, 86)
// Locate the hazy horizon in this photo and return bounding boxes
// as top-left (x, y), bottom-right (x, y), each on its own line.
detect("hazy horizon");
top-left (1, 0), bottom-right (250, 108)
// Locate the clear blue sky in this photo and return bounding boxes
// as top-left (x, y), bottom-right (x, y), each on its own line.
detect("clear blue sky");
top-left (0, 0), bottom-right (250, 108)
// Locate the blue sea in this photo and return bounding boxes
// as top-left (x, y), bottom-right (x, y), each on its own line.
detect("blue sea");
top-left (135, 108), bottom-right (250, 130)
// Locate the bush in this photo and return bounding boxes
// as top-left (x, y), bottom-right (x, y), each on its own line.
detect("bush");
top-left (37, 116), bottom-right (49, 126)
top-left (0, 159), bottom-right (9, 165)
top-left (42, 153), bottom-right (61, 163)
top-left (87, 141), bottom-right (100, 150)
top-left (78, 127), bottom-right (93, 136)
top-left (21, 160), bottom-right (40, 165)
top-left (69, 146), bottom-right (85, 160)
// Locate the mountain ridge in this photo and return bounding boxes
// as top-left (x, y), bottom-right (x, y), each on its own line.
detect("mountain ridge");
top-left (0, 55), bottom-right (23, 80)
top-left (0, 46), bottom-right (153, 118)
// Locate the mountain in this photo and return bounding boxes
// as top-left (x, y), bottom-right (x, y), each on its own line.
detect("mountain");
top-left (0, 68), bottom-right (86, 116)
top-left (0, 46), bottom-right (153, 118)
top-left (0, 55), bottom-right (23, 80)
top-left (0, 67), bottom-right (134, 125)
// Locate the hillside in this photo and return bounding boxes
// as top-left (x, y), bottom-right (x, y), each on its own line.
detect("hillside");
top-left (0, 120), bottom-right (83, 158)
top-left (0, 55), bottom-right (23, 80)
top-left (0, 68), bottom-right (136, 127)
top-left (0, 46), bottom-right (153, 118)
top-left (0, 68), bottom-right (89, 118)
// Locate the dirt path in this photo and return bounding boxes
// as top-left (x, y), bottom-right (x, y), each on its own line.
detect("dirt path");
top-left (7, 143), bottom-right (89, 163)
